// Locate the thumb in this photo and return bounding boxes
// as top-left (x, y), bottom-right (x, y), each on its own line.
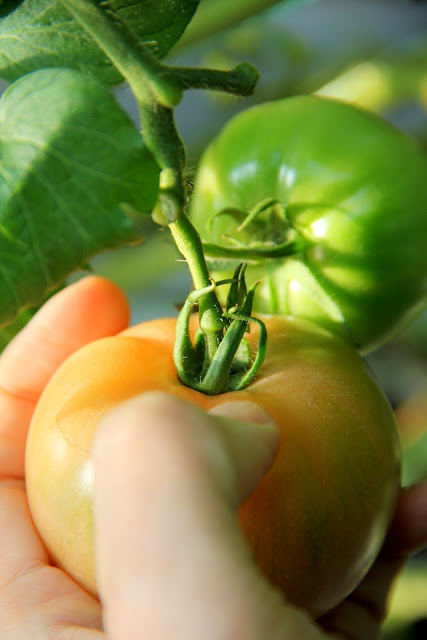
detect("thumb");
top-left (92, 392), bottom-right (325, 640)
top-left (207, 400), bottom-right (281, 506)
top-left (92, 393), bottom-right (280, 610)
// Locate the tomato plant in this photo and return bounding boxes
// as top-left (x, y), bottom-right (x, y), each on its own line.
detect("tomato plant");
top-left (0, 1), bottom-right (422, 628)
top-left (25, 314), bottom-right (401, 618)
top-left (189, 95), bottom-right (427, 354)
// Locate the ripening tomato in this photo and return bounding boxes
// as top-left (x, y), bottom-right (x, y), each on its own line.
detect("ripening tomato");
top-left (189, 95), bottom-right (427, 354)
top-left (25, 315), bottom-right (400, 617)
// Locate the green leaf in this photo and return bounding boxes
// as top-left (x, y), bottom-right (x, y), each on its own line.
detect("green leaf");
top-left (0, 0), bottom-right (199, 84)
top-left (0, 2), bottom-right (25, 19)
top-left (0, 67), bottom-right (160, 329)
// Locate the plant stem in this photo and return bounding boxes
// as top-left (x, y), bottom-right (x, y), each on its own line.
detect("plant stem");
top-left (169, 215), bottom-right (210, 290)
top-left (138, 103), bottom-right (224, 359)
top-left (139, 104), bottom-right (186, 190)
top-left (60, 0), bottom-right (260, 106)
top-left (59, 0), bottom-right (182, 108)
top-left (174, 63), bottom-right (258, 96)
top-left (60, 0), bottom-right (260, 377)
top-left (170, 214), bottom-right (224, 360)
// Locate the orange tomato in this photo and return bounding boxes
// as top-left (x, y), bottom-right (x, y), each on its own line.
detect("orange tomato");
top-left (25, 315), bottom-right (400, 617)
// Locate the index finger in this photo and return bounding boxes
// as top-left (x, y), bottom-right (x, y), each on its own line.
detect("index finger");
top-left (0, 276), bottom-right (130, 479)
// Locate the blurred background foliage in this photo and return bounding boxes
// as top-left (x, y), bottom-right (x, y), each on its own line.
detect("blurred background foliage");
top-left (80, 0), bottom-right (427, 635)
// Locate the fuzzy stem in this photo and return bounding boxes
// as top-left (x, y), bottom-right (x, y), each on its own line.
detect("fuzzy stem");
top-left (60, 0), bottom-right (182, 108)
top-left (170, 214), bottom-right (224, 360)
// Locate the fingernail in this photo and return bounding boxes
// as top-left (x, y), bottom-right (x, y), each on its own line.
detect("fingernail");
top-left (209, 401), bottom-right (275, 427)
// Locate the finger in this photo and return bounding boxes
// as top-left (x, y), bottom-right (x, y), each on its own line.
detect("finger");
top-left (384, 481), bottom-right (427, 555)
top-left (0, 480), bottom-right (103, 637)
top-left (318, 482), bottom-right (427, 639)
top-left (93, 392), bottom-right (325, 640)
top-left (0, 276), bottom-right (130, 479)
top-left (0, 479), bottom-right (49, 584)
top-left (0, 276), bottom-right (130, 399)
top-left (208, 401), bottom-right (281, 505)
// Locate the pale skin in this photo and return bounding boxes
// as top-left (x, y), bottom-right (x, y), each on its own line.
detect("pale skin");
top-left (0, 276), bottom-right (426, 640)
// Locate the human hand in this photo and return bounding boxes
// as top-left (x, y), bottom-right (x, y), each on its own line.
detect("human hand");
top-left (0, 276), bottom-right (130, 638)
top-left (0, 276), bottom-right (426, 639)
top-left (0, 275), bottom-right (283, 640)
top-left (93, 393), bottom-right (427, 640)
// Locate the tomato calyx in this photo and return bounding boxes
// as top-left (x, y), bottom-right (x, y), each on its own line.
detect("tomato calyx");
top-left (174, 264), bottom-right (267, 395)
top-left (202, 198), bottom-right (309, 263)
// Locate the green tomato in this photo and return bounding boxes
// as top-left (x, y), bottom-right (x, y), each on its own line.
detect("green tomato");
top-left (189, 95), bottom-right (427, 353)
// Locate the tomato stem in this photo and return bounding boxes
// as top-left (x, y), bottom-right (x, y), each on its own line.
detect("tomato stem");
top-left (173, 63), bottom-right (258, 96)
top-left (170, 214), bottom-right (224, 361)
top-left (60, 0), bottom-right (265, 393)
top-left (198, 281), bottom-right (266, 394)
top-left (174, 272), bottom-right (267, 394)
top-left (59, 0), bottom-right (182, 109)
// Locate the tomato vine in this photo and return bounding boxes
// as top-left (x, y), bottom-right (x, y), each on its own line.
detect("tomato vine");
top-left (8, 0), bottom-right (422, 620)
top-left (0, 1), bottom-right (425, 385)
top-left (55, 0), bottom-right (269, 394)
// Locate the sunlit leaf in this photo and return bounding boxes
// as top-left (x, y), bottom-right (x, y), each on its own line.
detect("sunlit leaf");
top-left (0, 0), bottom-right (199, 84)
top-left (0, 68), bottom-right (159, 328)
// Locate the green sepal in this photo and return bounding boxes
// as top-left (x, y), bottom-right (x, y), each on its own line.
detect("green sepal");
top-left (198, 282), bottom-right (262, 395)
top-left (226, 315), bottom-right (267, 391)
top-left (237, 197), bottom-right (282, 231)
top-left (173, 282), bottom-right (217, 389)
top-left (174, 271), bottom-right (268, 395)
top-left (230, 337), bottom-right (251, 373)
top-left (203, 236), bottom-right (308, 261)
top-left (226, 263), bottom-right (247, 320)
